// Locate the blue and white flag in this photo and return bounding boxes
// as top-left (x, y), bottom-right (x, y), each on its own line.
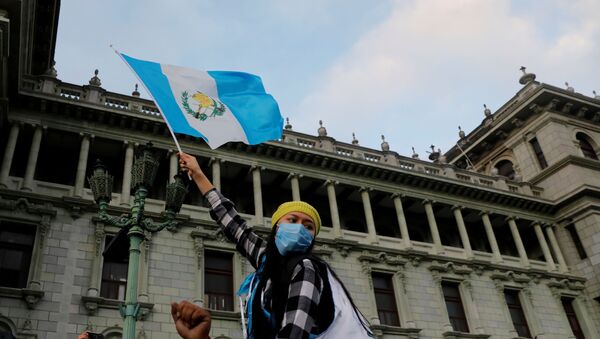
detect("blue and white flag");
top-left (119, 53), bottom-right (283, 149)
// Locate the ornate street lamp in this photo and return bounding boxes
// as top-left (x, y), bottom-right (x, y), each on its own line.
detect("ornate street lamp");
top-left (88, 142), bottom-right (187, 339)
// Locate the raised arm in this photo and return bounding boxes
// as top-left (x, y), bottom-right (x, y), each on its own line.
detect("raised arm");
top-left (179, 152), bottom-right (266, 268)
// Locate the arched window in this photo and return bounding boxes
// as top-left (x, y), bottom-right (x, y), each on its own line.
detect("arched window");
top-left (576, 133), bottom-right (598, 160)
top-left (0, 316), bottom-right (18, 339)
top-left (494, 160), bottom-right (515, 180)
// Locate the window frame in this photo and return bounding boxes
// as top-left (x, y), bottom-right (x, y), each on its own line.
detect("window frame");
top-left (441, 280), bottom-right (470, 333)
top-left (372, 271), bottom-right (401, 327)
top-left (503, 288), bottom-right (532, 338)
top-left (561, 297), bottom-right (585, 339)
top-left (430, 264), bottom-right (489, 338)
top-left (0, 199), bottom-right (55, 309)
top-left (529, 137), bottom-right (548, 169)
top-left (99, 234), bottom-right (129, 301)
top-left (81, 222), bottom-right (153, 318)
top-left (204, 249), bottom-right (235, 312)
top-left (565, 224), bottom-right (587, 260)
top-left (575, 132), bottom-right (598, 160)
top-left (0, 221), bottom-right (36, 289)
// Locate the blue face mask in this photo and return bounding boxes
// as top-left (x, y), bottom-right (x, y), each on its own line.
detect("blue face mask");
top-left (275, 223), bottom-right (314, 256)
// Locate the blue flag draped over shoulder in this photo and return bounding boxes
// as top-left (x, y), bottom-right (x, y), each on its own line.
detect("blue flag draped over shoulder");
top-left (119, 53), bottom-right (283, 149)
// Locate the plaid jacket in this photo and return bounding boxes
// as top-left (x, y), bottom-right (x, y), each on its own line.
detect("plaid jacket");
top-left (206, 189), bottom-right (323, 339)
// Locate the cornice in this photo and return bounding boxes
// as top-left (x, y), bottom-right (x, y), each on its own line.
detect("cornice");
top-left (529, 155), bottom-right (600, 185)
top-left (13, 79), bottom-right (556, 215)
top-left (447, 84), bottom-right (600, 167)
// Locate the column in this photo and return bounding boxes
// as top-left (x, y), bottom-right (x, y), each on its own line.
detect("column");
top-left (507, 217), bottom-right (530, 267)
top-left (169, 151), bottom-right (178, 183)
top-left (360, 187), bottom-right (378, 244)
top-left (0, 122), bottom-right (20, 187)
top-left (423, 200), bottom-right (443, 254)
top-left (392, 194), bottom-right (411, 248)
top-left (480, 212), bottom-right (502, 263)
top-left (252, 166), bottom-right (263, 225)
top-left (533, 222), bottom-right (556, 271)
top-left (545, 225), bottom-right (568, 272)
top-left (290, 173), bottom-right (301, 201)
top-left (452, 205), bottom-right (473, 259)
top-left (120, 141), bottom-right (135, 206)
top-left (21, 124), bottom-right (43, 191)
top-left (73, 133), bottom-right (91, 197)
top-left (326, 180), bottom-right (341, 237)
top-left (211, 157), bottom-right (221, 191)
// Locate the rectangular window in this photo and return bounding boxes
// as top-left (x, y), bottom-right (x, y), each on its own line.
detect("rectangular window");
top-left (562, 297), bottom-right (585, 339)
top-left (100, 235), bottom-right (129, 300)
top-left (205, 251), bottom-right (233, 311)
top-left (372, 273), bottom-right (400, 326)
top-left (0, 222), bottom-right (36, 288)
top-left (565, 224), bottom-right (587, 259)
top-left (529, 138), bottom-right (548, 169)
top-left (504, 289), bottom-right (531, 338)
top-left (442, 281), bottom-right (469, 333)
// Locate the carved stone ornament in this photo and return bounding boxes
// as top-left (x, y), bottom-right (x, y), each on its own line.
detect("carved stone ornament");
top-left (359, 251), bottom-right (406, 266)
top-left (333, 238), bottom-right (358, 258)
top-left (428, 261), bottom-right (473, 276)
top-left (193, 237), bottom-right (205, 270)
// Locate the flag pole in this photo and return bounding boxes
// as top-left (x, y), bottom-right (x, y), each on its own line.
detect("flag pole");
top-left (111, 45), bottom-right (184, 155)
top-left (111, 46), bottom-right (193, 180)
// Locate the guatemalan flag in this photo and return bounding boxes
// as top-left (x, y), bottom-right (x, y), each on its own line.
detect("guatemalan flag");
top-left (119, 53), bottom-right (283, 149)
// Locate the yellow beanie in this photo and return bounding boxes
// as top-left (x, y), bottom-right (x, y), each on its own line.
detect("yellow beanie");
top-left (271, 201), bottom-right (322, 235)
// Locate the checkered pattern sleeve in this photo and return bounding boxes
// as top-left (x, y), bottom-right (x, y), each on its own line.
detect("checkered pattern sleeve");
top-left (278, 259), bottom-right (323, 339)
top-left (205, 188), bottom-right (266, 269)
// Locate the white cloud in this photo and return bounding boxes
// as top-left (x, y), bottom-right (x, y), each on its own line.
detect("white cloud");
top-left (296, 0), bottom-right (599, 152)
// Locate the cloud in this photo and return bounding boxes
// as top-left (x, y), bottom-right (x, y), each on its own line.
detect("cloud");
top-left (296, 0), bottom-right (599, 152)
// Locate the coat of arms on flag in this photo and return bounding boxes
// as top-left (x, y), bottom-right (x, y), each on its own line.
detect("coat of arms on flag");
top-left (181, 91), bottom-right (226, 121)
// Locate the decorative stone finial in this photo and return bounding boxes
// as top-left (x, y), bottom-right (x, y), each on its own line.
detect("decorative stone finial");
top-left (565, 82), bottom-right (574, 92)
top-left (89, 69), bottom-right (101, 87)
top-left (132, 83), bottom-right (140, 97)
top-left (351, 132), bottom-right (359, 145)
top-left (483, 104), bottom-right (492, 117)
top-left (284, 117), bottom-right (292, 130)
top-left (594, 90), bottom-right (600, 100)
top-left (437, 148), bottom-right (447, 164)
top-left (44, 60), bottom-right (58, 78)
top-left (381, 135), bottom-right (390, 152)
top-left (518, 66), bottom-right (536, 85)
top-left (427, 145), bottom-right (440, 161)
top-left (411, 147), bottom-right (419, 159)
top-left (458, 126), bottom-right (466, 139)
top-left (317, 120), bottom-right (327, 137)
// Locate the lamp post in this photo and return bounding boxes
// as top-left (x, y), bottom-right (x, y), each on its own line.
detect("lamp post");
top-left (88, 142), bottom-right (187, 339)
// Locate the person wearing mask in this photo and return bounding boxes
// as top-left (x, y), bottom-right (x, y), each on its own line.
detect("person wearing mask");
top-left (177, 152), bottom-right (373, 339)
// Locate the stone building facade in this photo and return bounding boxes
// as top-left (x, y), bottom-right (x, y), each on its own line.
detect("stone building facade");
top-left (1, 1), bottom-right (599, 339)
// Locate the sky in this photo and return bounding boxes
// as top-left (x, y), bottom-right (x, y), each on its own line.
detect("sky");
top-left (54, 0), bottom-right (600, 159)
